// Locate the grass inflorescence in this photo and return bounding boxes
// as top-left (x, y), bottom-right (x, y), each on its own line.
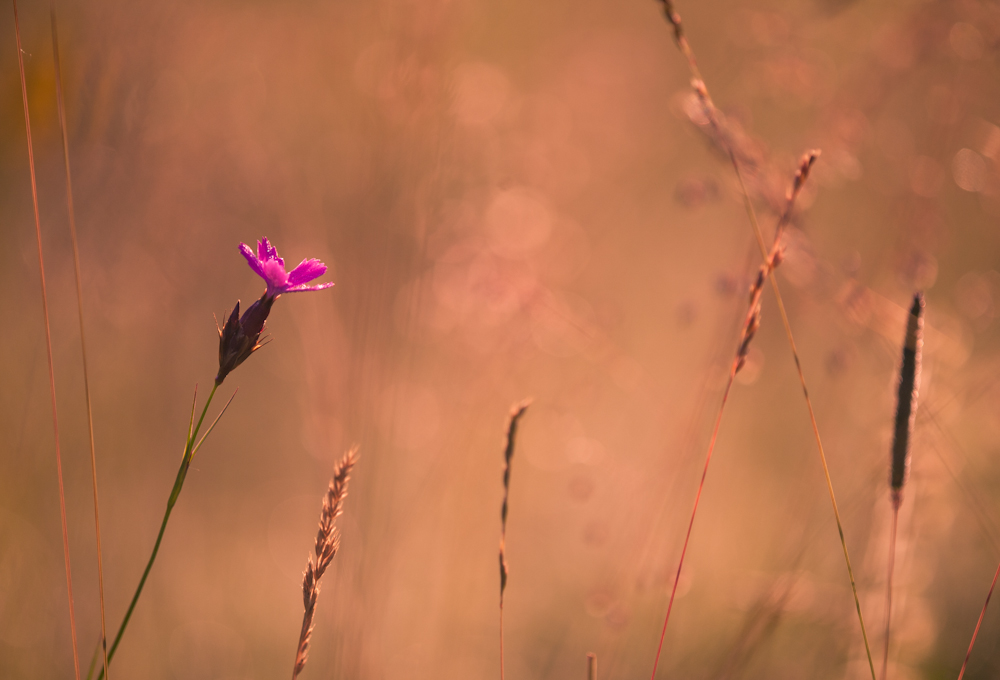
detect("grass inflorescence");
top-left (882, 293), bottom-right (924, 680)
top-left (293, 448), bottom-right (358, 680)
top-left (500, 399), bottom-right (531, 680)
top-left (651, 2), bottom-right (875, 677)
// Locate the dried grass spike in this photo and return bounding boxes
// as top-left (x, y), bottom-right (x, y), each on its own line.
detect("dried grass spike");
top-left (891, 293), bottom-right (925, 495)
top-left (499, 399), bottom-right (532, 602)
top-left (292, 447), bottom-right (358, 680)
top-left (657, 0), bottom-right (683, 40)
top-left (499, 399), bottom-right (531, 680)
top-left (790, 150), bottom-right (821, 199)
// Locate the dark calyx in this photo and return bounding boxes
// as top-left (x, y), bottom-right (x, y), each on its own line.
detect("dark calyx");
top-left (216, 294), bottom-right (274, 384)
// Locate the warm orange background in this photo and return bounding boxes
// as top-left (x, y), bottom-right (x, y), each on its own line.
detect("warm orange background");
top-left (2, 0), bottom-right (1000, 678)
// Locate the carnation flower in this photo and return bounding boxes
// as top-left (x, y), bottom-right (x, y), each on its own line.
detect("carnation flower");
top-left (240, 236), bottom-right (334, 299)
top-left (217, 237), bottom-right (334, 384)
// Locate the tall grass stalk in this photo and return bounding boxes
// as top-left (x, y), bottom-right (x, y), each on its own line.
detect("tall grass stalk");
top-left (650, 165), bottom-right (782, 679)
top-left (653, 3), bottom-right (876, 678)
top-left (881, 505), bottom-right (899, 680)
top-left (13, 2), bottom-right (82, 677)
top-left (50, 10), bottom-right (111, 679)
top-left (87, 384), bottom-right (236, 680)
top-left (731, 129), bottom-right (876, 680)
top-left (882, 294), bottom-right (924, 680)
top-left (499, 400), bottom-right (531, 680)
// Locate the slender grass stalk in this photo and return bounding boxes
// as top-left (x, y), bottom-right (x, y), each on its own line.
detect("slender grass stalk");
top-left (50, 11), bottom-right (111, 680)
top-left (653, 3), bottom-right (876, 677)
top-left (882, 293), bottom-right (924, 680)
top-left (500, 400), bottom-right (531, 680)
top-left (649, 156), bottom-right (814, 680)
top-left (881, 502), bottom-right (900, 680)
top-left (650, 229), bottom-right (769, 680)
top-left (587, 653), bottom-right (596, 680)
top-left (86, 383), bottom-right (236, 680)
top-left (730, 152), bottom-right (877, 680)
top-left (13, 2), bottom-right (82, 677)
top-left (957, 561), bottom-right (1000, 680)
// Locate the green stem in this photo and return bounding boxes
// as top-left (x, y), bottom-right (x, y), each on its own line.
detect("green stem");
top-left (87, 382), bottom-right (220, 680)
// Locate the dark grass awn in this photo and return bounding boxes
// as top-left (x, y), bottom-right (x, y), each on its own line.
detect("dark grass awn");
top-left (500, 400), bottom-right (531, 680)
top-left (881, 293), bottom-right (924, 680)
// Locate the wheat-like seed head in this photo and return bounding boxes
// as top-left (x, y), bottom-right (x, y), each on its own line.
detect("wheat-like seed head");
top-left (292, 447), bottom-right (358, 680)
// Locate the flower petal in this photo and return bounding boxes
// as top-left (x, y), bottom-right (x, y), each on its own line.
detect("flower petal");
top-left (284, 281), bottom-right (336, 294)
top-left (240, 243), bottom-right (265, 279)
top-left (286, 258), bottom-right (328, 286)
top-left (261, 259), bottom-right (290, 297)
top-left (258, 236), bottom-right (280, 262)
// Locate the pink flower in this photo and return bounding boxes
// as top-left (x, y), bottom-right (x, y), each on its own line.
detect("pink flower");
top-left (217, 237), bottom-right (334, 384)
top-left (240, 236), bottom-right (334, 299)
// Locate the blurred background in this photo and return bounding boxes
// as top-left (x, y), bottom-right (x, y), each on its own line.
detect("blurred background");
top-left (2, 0), bottom-right (1000, 678)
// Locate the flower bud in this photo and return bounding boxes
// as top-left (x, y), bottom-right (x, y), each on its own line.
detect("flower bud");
top-left (216, 295), bottom-right (274, 384)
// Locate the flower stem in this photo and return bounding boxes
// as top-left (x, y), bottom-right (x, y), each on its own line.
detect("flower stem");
top-left (87, 382), bottom-right (220, 680)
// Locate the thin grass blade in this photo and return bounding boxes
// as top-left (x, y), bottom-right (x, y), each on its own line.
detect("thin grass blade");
top-left (50, 10), bottom-right (110, 678)
top-left (190, 388), bottom-right (238, 459)
top-left (957, 561), bottom-right (1000, 680)
top-left (14, 2), bottom-right (82, 677)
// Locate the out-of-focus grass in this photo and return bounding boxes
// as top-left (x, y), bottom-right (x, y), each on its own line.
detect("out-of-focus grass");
top-left (3, 0), bottom-right (1000, 679)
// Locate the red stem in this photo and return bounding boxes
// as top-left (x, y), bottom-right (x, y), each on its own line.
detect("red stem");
top-left (881, 494), bottom-right (901, 680)
top-left (500, 603), bottom-right (505, 680)
top-left (13, 1), bottom-right (82, 678)
top-left (650, 367), bottom-right (737, 680)
top-left (957, 559), bottom-right (1000, 680)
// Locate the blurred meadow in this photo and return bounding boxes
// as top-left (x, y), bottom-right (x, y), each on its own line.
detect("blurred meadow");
top-left (3, 0), bottom-right (1000, 678)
